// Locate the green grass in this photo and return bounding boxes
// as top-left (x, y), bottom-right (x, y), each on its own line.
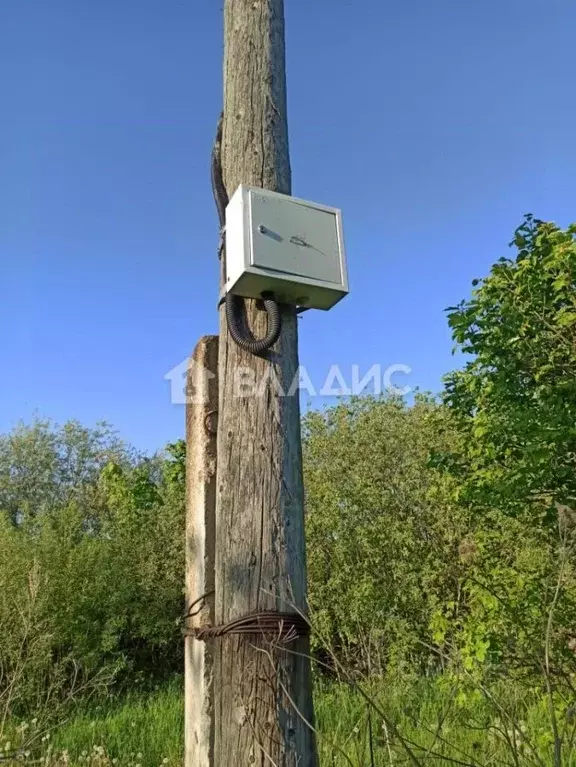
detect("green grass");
top-left (5, 675), bottom-right (574, 766)
top-left (49, 684), bottom-right (183, 767)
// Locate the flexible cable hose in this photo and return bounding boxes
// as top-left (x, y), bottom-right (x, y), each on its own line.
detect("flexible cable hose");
top-left (225, 292), bottom-right (282, 356)
top-left (212, 113), bottom-right (282, 356)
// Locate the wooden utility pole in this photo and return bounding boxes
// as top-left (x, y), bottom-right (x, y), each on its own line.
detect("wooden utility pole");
top-left (213, 1), bottom-right (318, 765)
top-left (185, 336), bottom-right (218, 767)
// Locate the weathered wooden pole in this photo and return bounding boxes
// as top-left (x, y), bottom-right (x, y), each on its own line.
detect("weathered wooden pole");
top-left (213, 0), bottom-right (318, 764)
top-left (184, 336), bottom-right (218, 767)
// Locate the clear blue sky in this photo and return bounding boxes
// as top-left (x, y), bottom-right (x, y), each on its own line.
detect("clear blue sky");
top-left (1, 0), bottom-right (575, 453)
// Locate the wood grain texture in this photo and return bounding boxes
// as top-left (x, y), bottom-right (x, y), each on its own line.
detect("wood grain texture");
top-left (214, 0), bottom-right (318, 764)
top-left (185, 336), bottom-right (219, 767)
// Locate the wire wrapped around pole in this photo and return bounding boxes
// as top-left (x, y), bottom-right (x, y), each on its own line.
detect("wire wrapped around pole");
top-left (183, 610), bottom-right (310, 643)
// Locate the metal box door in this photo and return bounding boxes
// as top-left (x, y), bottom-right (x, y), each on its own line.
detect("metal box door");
top-left (248, 190), bottom-right (343, 285)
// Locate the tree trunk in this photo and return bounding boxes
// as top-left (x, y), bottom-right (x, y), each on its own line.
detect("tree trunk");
top-left (213, 1), bottom-right (317, 765)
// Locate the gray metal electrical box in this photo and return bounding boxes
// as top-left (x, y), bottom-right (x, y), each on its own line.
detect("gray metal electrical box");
top-left (225, 185), bottom-right (348, 310)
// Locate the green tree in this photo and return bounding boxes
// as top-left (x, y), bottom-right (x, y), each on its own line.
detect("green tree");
top-left (0, 420), bottom-right (186, 709)
top-left (303, 394), bottom-right (462, 675)
top-left (436, 215), bottom-right (576, 672)
top-left (444, 215), bottom-right (576, 519)
top-left (0, 419), bottom-right (131, 527)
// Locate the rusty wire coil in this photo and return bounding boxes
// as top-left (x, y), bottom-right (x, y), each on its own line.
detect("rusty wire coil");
top-left (184, 611), bottom-right (310, 643)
